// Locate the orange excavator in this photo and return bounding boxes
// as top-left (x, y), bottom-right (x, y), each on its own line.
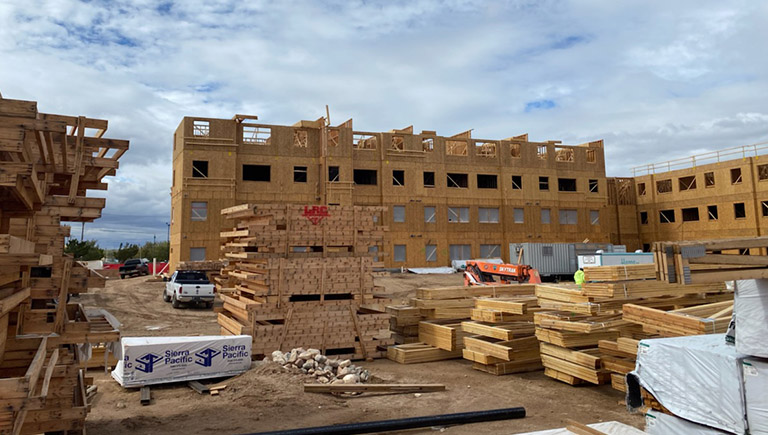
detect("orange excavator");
top-left (464, 260), bottom-right (542, 286)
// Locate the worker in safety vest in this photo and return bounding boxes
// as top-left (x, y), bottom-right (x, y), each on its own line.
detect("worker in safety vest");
top-left (574, 268), bottom-right (585, 287)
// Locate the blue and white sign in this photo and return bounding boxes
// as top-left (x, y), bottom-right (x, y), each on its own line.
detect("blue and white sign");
top-left (111, 335), bottom-right (252, 387)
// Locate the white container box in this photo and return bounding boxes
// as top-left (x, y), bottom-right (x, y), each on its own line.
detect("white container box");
top-left (112, 335), bottom-right (252, 387)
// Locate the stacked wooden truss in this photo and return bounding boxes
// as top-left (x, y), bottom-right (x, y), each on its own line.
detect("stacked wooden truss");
top-left (534, 264), bottom-right (731, 387)
top-left (653, 236), bottom-right (768, 284)
top-left (0, 96), bottom-right (124, 434)
top-left (217, 204), bottom-right (392, 360)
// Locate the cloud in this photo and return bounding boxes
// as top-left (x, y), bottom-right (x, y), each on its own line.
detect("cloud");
top-left (1, 0), bottom-right (767, 247)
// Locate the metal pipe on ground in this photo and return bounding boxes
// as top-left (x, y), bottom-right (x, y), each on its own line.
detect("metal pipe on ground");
top-left (242, 407), bottom-right (526, 435)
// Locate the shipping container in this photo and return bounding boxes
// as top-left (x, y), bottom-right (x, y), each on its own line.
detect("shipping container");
top-left (509, 242), bottom-right (625, 280)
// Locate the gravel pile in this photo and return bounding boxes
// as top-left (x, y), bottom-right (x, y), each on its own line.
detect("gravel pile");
top-left (267, 348), bottom-right (371, 384)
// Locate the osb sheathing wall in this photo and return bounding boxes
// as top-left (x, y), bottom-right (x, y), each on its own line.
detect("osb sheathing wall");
top-left (635, 157), bottom-right (768, 247)
top-left (169, 116), bottom-right (635, 271)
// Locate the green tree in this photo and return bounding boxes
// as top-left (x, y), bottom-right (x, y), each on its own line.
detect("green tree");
top-left (115, 243), bottom-right (140, 263)
top-left (141, 241), bottom-right (170, 262)
top-left (64, 239), bottom-right (105, 261)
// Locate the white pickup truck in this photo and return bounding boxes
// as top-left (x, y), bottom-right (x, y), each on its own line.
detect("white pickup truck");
top-left (163, 270), bottom-right (215, 309)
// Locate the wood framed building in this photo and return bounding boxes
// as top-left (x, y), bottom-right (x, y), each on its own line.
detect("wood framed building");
top-left (633, 144), bottom-right (768, 250)
top-left (170, 115), bottom-right (637, 270)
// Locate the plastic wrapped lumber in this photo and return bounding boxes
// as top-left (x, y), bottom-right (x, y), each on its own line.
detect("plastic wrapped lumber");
top-left (626, 334), bottom-right (747, 434)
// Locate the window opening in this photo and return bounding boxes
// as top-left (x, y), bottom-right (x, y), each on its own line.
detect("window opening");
top-left (393, 170), bottom-right (405, 186)
top-left (353, 133), bottom-right (377, 150)
top-left (243, 126), bottom-right (271, 145)
top-left (477, 174), bottom-right (498, 189)
top-left (192, 160), bottom-right (208, 178)
top-left (243, 164), bottom-right (271, 181)
top-left (193, 120), bottom-right (209, 137)
top-left (353, 169), bottom-right (377, 185)
top-left (447, 173), bottom-right (468, 188)
top-left (294, 166), bottom-right (307, 183)
top-left (423, 171), bottom-right (435, 187)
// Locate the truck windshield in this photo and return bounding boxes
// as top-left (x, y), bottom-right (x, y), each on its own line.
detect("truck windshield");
top-left (124, 259), bottom-right (140, 265)
top-left (176, 272), bottom-right (208, 282)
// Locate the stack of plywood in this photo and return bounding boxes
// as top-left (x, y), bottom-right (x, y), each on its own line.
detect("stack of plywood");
top-left (217, 203), bottom-right (392, 360)
top-left (535, 264), bottom-right (731, 386)
top-left (0, 95), bottom-right (124, 433)
top-left (653, 237), bottom-right (768, 284)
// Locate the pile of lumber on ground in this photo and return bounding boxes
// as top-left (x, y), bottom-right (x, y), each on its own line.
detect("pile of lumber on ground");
top-left (0, 95), bottom-right (124, 433)
top-left (653, 237), bottom-right (768, 284)
top-left (385, 284), bottom-right (538, 365)
top-left (217, 204), bottom-right (392, 360)
top-left (622, 300), bottom-right (733, 336)
top-left (460, 286), bottom-right (542, 375)
top-left (535, 264), bottom-right (731, 387)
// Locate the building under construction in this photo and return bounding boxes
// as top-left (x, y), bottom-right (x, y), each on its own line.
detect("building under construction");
top-left (169, 112), bottom-right (767, 271)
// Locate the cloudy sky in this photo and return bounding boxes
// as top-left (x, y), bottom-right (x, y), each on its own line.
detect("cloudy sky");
top-left (1, 0), bottom-right (767, 248)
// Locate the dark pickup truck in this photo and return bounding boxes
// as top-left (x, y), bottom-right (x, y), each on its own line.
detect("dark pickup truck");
top-left (119, 258), bottom-right (149, 279)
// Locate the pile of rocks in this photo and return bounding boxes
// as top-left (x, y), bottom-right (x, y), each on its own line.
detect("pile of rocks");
top-left (268, 348), bottom-right (371, 384)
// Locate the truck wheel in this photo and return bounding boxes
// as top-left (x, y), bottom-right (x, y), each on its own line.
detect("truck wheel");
top-left (120, 275), bottom-right (125, 280)
top-left (163, 291), bottom-right (171, 302)
top-left (172, 294), bottom-right (180, 308)
top-left (206, 301), bottom-right (213, 309)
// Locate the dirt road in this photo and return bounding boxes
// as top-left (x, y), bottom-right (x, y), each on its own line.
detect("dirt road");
top-left (79, 273), bottom-right (643, 434)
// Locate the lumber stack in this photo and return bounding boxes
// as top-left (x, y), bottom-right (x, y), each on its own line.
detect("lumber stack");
top-left (653, 237), bottom-right (768, 284)
top-left (217, 204), bottom-right (392, 360)
top-left (459, 286), bottom-right (543, 375)
top-left (535, 264), bottom-right (731, 386)
top-left (0, 95), bottom-right (125, 434)
top-left (622, 300), bottom-right (733, 336)
top-left (385, 284), bottom-right (539, 365)
top-left (597, 337), bottom-right (639, 392)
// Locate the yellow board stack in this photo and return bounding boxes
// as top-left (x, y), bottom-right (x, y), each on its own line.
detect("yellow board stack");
top-left (217, 204), bottom-right (392, 360)
top-left (0, 95), bottom-right (124, 434)
top-left (385, 284), bottom-right (536, 364)
top-left (460, 287), bottom-right (543, 375)
top-left (535, 264), bottom-right (731, 386)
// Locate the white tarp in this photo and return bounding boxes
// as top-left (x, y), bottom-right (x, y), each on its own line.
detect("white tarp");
top-left (111, 335), bottom-right (252, 388)
top-left (644, 409), bottom-right (731, 434)
top-left (407, 267), bottom-right (455, 275)
top-left (734, 279), bottom-right (768, 358)
top-left (744, 357), bottom-right (768, 434)
top-left (627, 334), bottom-right (747, 434)
top-left (514, 421), bottom-right (643, 435)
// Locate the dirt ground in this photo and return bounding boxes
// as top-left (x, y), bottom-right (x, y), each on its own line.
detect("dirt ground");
top-left (77, 273), bottom-right (643, 434)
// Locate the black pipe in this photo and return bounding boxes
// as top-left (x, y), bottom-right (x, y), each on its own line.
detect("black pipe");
top-left (243, 407), bottom-right (526, 435)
